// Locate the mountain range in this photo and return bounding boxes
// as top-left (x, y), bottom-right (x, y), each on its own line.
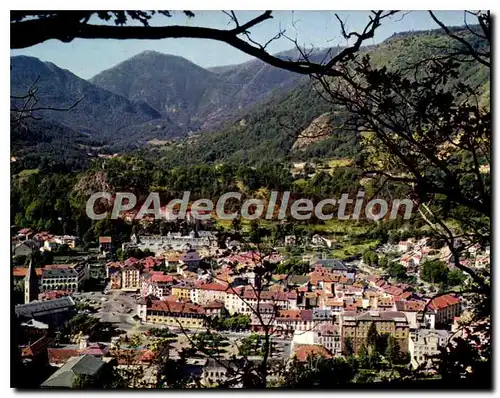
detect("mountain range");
top-left (10, 27), bottom-right (489, 168)
top-left (11, 48), bottom-right (320, 147)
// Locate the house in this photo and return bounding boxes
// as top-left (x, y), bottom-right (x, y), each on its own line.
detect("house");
top-left (374, 278), bottom-right (388, 290)
top-left (136, 232), bottom-right (216, 254)
top-left (194, 282), bottom-right (229, 306)
top-left (38, 290), bottom-right (71, 301)
top-left (284, 235), bottom-right (297, 246)
top-left (324, 298), bottom-right (344, 313)
top-left (382, 285), bottom-right (404, 298)
top-left (179, 250), bottom-right (202, 271)
top-left (41, 355), bottom-right (106, 388)
top-left (42, 240), bottom-right (59, 252)
top-left (140, 272), bottom-right (176, 299)
top-left (250, 303), bottom-right (278, 332)
top-left (398, 241), bottom-right (412, 253)
top-left (312, 259), bottom-right (348, 274)
top-left (109, 267), bottom-right (122, 290)
top-left (424, 294), bottom-right (462, 328)
top-left (375, 296), bottom-right (396, 311)
top-left (394, 300), bottom-right (425, 329)
top-left (400, 256), bottom-right (413, 268)
top-left (409, 329), bottom-right (450, 369)
top-left (274, 309), bottom-right (326, 335)
top-left (20, 319), bottom-right (49, 342)
top-left (33, 231), bottom-right (54, 243)
top-left (233, 289), bottom-right (291, 316)
top-left (53, 235), bottom-right (77, 249)
top-left (141, 256), bottom-right (163, 271)
top-left (20, 334), bottom-right (52, 370)
top-left (17, 228), bottom-right (33, 240)
top-left (203, 300), bottom-right (225, 316)
top-left (292, 344), bottom-right (333, 362)
top-left (171, 282), bottom-right (195, 302)
top-left (48, 338), bottom-right (110, 366)
top-left (13, 266), bottom-right (43, 280)
top-left (164, 253), bottom-right (181, 268)
top-left (13, 240), bottom-right (40, 256)
top-left (311, 234), bottom-right (332, 248)
top-left (200, 358), bottom-right (241, 387)
top-left (99, 236), bottom-right (112, 254)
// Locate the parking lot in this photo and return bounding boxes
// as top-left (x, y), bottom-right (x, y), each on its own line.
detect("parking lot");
top-left (73, 290), bottom-right (138, 327)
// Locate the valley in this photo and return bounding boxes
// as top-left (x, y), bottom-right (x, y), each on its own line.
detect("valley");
top-left (10, 13), bottom-right (491, 390)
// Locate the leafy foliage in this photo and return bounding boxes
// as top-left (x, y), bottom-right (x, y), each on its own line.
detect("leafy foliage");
top-left (280, 356), bottom-right (356, 387)
top-left (420, 259), bottom-right (449, 285)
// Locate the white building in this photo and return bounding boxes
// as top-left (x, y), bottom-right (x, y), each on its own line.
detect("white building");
top-left (291, 323), bottom-right (342, 357)
top-left (409, 329), bottom-right (450, 369)
top-left (134, 231), bottom-right (216, 254)
top-left (317, 323), bottom-right (342, 356)
top-left (398, 241), bottom-right (412, 253)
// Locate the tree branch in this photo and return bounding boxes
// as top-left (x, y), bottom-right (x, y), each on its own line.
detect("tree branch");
top-left (11, 11), bottom-right (392, 77)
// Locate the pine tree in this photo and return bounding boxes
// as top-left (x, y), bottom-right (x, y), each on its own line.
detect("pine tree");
top-left (358, 343), bottom-right (369, 368)
top-left (385, 335), bottom-right (399, 365)
top-left (344, 336), bottom-right (354, 357)
top-left (366, 322), bottom-right (378, 348)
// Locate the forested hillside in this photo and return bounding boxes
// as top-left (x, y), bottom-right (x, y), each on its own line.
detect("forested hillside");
top-left (89, 49), bottom-right (330, 131)
top-left (11, 56), bottom-right (164, 137)
top-left (11, 26), bottom-right (489, 172)
top-left (149, 26), bottom-right (490, 168)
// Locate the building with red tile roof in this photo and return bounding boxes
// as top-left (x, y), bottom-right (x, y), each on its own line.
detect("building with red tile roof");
top-left (293, 344), bottom-right (333, 362)
top-left (13, 266), bottom-right (43, 278)
top-left (203, 300), bottom-right (225, 316)
top-left (47, 348), bottom-right (81, 365)
top-left (99, 236), bottom-right (112, 244)
top-left (425, 294), bottom-right (462, 328)
top-left (21, 334), bottom-right (52, 359)
top-left (38, 290), bottom-right (71, 301)
top-left (138, 299), bottom-right (206, 328)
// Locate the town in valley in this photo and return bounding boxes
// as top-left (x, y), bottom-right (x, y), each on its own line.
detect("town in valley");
top-left (10, 10), bottom-right (491, 390)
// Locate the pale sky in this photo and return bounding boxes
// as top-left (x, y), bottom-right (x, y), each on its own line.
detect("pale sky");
top-left (11, 11), bottom-right (467, 79)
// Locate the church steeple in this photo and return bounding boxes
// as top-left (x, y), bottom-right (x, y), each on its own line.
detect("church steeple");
top-left (24, 259), bottom-right (39, 304)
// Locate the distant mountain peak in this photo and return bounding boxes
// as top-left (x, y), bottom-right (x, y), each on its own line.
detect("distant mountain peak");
top-left (11, 55), bottom-right (163, 138)
top-left (136, 49), bottom-right (163, 56)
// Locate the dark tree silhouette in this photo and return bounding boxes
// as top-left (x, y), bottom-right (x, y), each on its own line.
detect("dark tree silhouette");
top-left (11, 10), bottom-right (397, 77)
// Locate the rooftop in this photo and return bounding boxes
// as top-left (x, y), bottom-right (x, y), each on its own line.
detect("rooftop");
top-left (428, 294), bottom-right (461, 311)
top-left (13, 266), bottom-right (43, 277)
top-left (15, 296), bottom-right (75, 318)
top-left (293, 344), bottom-right (333, 362)
top-left (41, 355), bottom-right (105, 388)
top-left (344, 310), bottom-right (408, 323)
top-left (148, 300), bottom-right (205, 315)
top-left (314, 259), bottom-right (347, 270)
